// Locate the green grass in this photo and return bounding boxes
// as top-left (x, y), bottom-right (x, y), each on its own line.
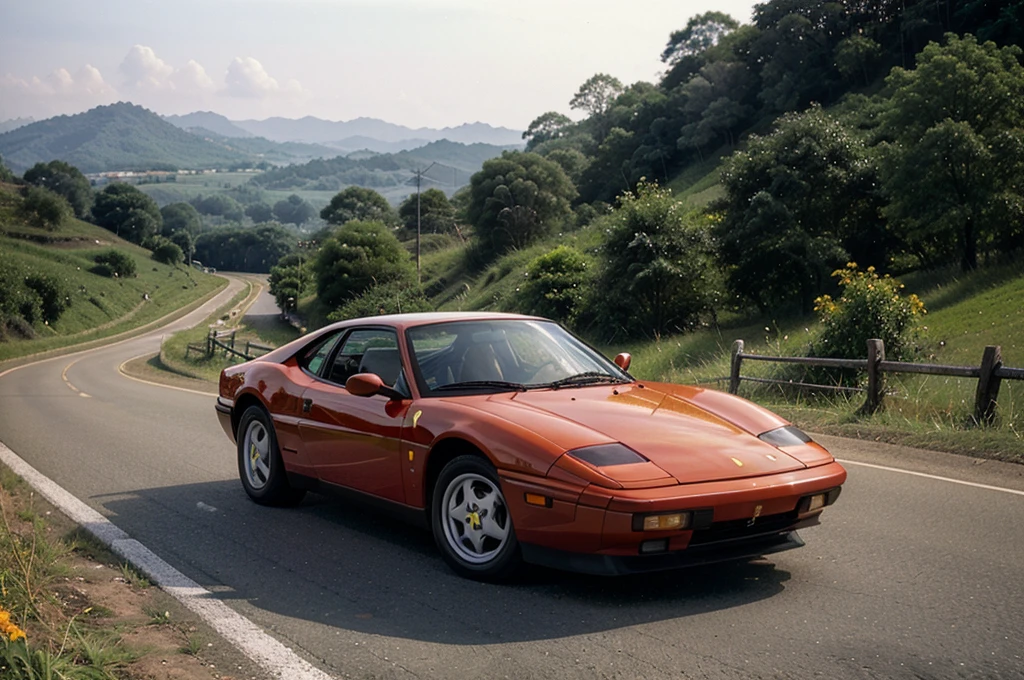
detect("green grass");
top-left (0, 189), bottom-right (226, 363)
top-left (159, 280), bottom-right (256, 382)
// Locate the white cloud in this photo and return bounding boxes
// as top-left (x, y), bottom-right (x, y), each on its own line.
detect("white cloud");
top-left (172, 59), bottom-right (215, 93)
top-left (0, 64), bottom-right (117, 118)
top-left (224, 57), bottom-right (302, 98)
top-left (119, 45), bottom-right (174, 90)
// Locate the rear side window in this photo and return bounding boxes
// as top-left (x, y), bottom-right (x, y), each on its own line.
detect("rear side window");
top-left (300, 331), bottom-right (343, 376)
top-left (326, 329), bottom-right (401, 387)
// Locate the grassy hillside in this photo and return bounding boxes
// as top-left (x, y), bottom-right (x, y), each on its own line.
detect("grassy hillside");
top-left (0, 184), bottom-right (225, 362)
top-left (0, 103), bottom-right (251, 174)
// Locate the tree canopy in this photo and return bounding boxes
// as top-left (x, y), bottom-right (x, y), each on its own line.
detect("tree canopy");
top-left (312, 220), bottom-right (414, 310)
top-left (466, 151), bottom-right (576, 256)
top-left (320, 186), bottom-right (395, 226)
top-left (22, 160), bottom-right (93, 219)
top-left (398, 188), bottom-right (456, 235)
top-left (91, 183), bottom-right (163, 245)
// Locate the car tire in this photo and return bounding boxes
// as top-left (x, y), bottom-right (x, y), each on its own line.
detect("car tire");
top-left (237, 405), bottom-right (305, 506)
top-left (431, 455), bottom-right (522, 581)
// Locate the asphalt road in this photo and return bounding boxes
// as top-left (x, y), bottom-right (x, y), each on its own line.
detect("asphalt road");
top-left (1, 283), bottom-right (1023, 679)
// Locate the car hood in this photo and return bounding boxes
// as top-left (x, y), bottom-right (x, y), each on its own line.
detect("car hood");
top-left (478, 383), bottom-right (806, 484)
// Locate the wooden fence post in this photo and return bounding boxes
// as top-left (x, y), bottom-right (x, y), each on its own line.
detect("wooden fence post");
top-left (206, 328), bottom-right (214, 357)
top-left (974, 345), bottom-right (1003, 426)
top-left (861, 338), bottom-right (885, 415)
top-left (729, 340), bottom-right (744, 394)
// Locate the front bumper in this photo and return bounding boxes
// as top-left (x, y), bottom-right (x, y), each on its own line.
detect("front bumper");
top-left (502, 461), bottom-right (846, 575)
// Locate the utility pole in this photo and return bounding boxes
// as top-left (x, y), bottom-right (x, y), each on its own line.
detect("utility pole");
top-left (412, 162), bottom-right (436, 284)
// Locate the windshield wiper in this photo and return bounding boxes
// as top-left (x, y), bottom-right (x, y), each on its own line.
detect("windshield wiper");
top-left (434, 380), bottom-right (527, 392)
top-left (541, 372), bottom-right (631, 389)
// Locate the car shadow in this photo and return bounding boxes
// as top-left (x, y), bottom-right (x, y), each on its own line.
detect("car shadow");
top-left (94, 480), bottom-right (792, 645)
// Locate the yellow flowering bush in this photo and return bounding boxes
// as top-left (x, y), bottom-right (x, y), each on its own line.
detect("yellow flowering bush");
top-left (0, 607), bottom-right (26, 642)
top-left (812, 262), bottom-right (925, 366)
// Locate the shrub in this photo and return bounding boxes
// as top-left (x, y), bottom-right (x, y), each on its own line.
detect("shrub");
top-left (811, 263), bottom-right (926, 363)
top-left (327, 280), bottom-right (432, 322)
top-left (312, 220), bottom-right (415, 309)
top-left (20, 186), bottom-right (71, 231)
top-left (24, 273), bottom-right (72, 324)
top-left (514, 246), bottom-right (589, 326)
top-left (93, 250), bottom-right (137, 278)
top-left (151, 240), bottom-right (184, 266)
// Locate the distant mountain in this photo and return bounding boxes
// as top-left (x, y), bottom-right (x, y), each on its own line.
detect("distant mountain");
top-left (232, 115), bottom-right (523, 148)
top-left (0, 118), bottom-right (34, 135)
top-left (250, 139), bottom-right (515, 194)
top-left (324, 136), bottom-right (431, 154)
top-left (0, 103), bottom-right (251, 174)
top-left (164, 111), bottom-right (253, 138)
top-left (187, 128), bottom-right (339, 165)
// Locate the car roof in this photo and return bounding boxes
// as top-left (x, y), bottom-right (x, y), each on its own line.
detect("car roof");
top-left (324, 311), bottom-right (545, 333)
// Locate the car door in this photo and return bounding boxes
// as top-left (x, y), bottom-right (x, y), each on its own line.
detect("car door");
top-left (297, 327), bottom-right (410, 502)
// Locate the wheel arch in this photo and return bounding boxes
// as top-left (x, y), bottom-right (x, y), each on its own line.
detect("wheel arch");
top-left (232, 391), bottom-right (269, 438)
top-left (424, 436), bottom-right (491, 520)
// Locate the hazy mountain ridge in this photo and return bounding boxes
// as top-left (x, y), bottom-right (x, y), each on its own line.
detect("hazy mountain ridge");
top-left (231, 115), bottom-right (523, 147)
top-left (0, 118), bottom-right (35, 135)
top-left (0, 103), bottom-right (250, 173)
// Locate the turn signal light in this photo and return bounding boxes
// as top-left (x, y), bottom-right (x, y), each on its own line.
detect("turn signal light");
top-left (641, 512), bottom-right (691, 531)
top-left (524, 493), bottom-right (552, 508)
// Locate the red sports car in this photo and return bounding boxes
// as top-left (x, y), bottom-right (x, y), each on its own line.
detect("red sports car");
top-left (216, 312), bottom-right (845, 580)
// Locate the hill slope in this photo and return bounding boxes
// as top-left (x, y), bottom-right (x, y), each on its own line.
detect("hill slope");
top-left (0, 103), bottom-right (251, 174)
top-left (0, 183), bottom-right (224, 360)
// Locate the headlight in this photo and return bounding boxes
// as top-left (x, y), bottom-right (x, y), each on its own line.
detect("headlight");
top-left (758, 425), bottom-right (812, 448)
top-left (567, 443), bottom-right (647, 467)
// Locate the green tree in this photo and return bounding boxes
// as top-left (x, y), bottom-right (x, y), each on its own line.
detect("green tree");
top-left (24, 273), bottom-right (72, 324)
top-left (398, 188), bottom-right (456, 235)
top-left (312, 221), bottom-right (414, 310)
top-left (160, 202), bottom-right (202, 235)
top-left (715, 107), bottom-right (884, 313)
top-left (879, 34), bottom-right (1024, 270)
top-left (92, 183), bottom-right (162, 244)
top-left (522, 112), bottom-right (574, 150)
top-left (320, 186), bottom-right (395, 226)
top-left (467, 151), bottom-right (576, 256)
top-left (598, 181), bottom-right (718, 338)
top-left (22, 160), bottom-right (93, 219)
top-left (20, 186), bottom-right (71, 231)
top-left (570, 73), bottom-right (624, 119)
top-left (245, 202), bottom-right (274, 223)
top-left (193, 225), bottom-right (295, 273)
top-left (168, 230), bottom-right (195, 264)
top-left (273, 194), bottom-right (316, 226)
top-left (191, 194), bottom-right (245, 222)
top-left (661, 11), bottom-right (739, 64)
top-left (0, 154), bottom-right (16, 183)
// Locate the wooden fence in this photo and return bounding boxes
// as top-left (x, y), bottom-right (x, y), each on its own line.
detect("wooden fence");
top-left (728, 339), bottom-right (1024, 425)
top-left (184, 328), bottom-right (274, 362)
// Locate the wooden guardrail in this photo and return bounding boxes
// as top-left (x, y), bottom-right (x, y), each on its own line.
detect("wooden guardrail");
top-left (183, 329), bottom-right (273, 361)
top-left (729, 339), bottom-right (1021, 425)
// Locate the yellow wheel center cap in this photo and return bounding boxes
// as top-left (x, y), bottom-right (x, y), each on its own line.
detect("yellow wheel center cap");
top-left (466, 511), bottom-right (482, 530)
top-left (250, 443), bottom-right (260, 466)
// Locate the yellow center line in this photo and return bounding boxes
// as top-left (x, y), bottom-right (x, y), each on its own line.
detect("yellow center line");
top-left (117, 353), bottom-right (218, 397)
top-left (61, 357), bottom-right (83, 394)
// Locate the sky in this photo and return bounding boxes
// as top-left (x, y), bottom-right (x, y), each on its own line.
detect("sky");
top-left (0, 0), bottom-right (758, 131)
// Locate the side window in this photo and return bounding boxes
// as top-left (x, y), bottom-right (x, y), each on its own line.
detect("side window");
top-left (326, 329), bottom-right (402, 387)
top-left (300, 331), bottom-right (343, 376)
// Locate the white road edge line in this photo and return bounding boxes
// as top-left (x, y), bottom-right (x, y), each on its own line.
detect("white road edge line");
top-left (838, 458), bottom-right (1024, 497)
top-left (0, 440), bottom-right (335, 680)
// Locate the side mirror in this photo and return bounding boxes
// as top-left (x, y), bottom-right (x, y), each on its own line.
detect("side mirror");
top-left (346, 373), bottom-right (403, 400)
top-left (614, 353), bottom-right (631, 371)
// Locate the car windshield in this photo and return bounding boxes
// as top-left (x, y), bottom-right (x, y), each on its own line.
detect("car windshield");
top-left (406, 319), bottom-right (631, 395)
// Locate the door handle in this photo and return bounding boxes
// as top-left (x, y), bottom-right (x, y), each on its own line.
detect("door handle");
top-left (302, 398), bottom-right (313, 413)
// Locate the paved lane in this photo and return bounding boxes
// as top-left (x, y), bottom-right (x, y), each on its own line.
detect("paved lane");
top-left (1, 295), bottom-right (1022, 679)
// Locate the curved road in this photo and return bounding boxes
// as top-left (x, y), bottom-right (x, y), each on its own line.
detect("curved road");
top-left (1, 284), bottom-right (1023, 679)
